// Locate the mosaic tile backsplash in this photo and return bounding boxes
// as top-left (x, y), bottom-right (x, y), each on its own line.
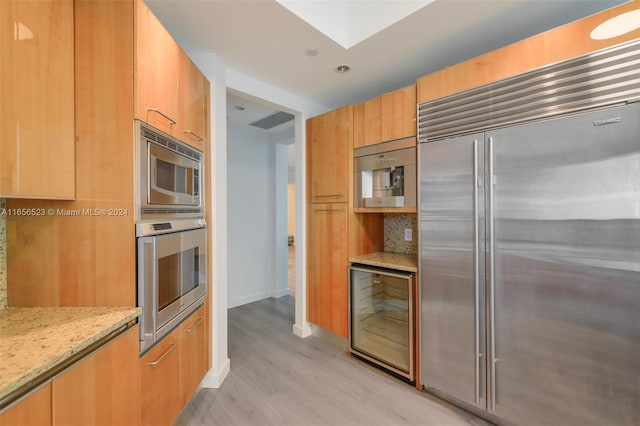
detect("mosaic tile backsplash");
top-left (0, 198), bottom-right (6, 308)
top-left (384, 213), bottom-right (418, 255)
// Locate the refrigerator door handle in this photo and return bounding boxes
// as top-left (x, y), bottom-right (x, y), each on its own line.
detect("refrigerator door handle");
top-left (473, 138), bottom-right (481, 406)
top-left (488, 136), bottom-right (497, 412)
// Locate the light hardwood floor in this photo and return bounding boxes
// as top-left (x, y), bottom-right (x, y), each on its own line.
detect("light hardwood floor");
top-left (177, 296), bottom-right (490, 426)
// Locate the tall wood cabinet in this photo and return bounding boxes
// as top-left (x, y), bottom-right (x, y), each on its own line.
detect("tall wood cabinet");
top-left (306, 106), bottom-right (352, 337)
top-left (307, 204), bottom-right (349, 337)
top-left (307, 105), bottom-right (351, 204)
top-left (0, 0), bottom-right (75, 199)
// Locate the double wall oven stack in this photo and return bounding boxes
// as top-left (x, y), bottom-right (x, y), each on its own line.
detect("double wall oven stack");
top-left (135, 120), bottom-right (207, 353)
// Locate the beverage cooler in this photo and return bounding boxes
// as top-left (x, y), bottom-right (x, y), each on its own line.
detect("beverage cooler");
top-left (349, 265), bottom-right (416, 381)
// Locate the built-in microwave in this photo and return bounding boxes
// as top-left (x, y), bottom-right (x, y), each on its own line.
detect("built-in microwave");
top-left (136, 120), bottom-right (203, 218)
top-left (136, 218), bottom-right (207, 353)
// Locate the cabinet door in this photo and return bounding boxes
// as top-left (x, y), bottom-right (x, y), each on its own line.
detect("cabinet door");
top-left (307, 204), bottom-right (349, 337)
top-left (135, 0), bottom-right (179, 136)
top-left (362, 97), bottom-right (382, 147)
top-left (140, 329), bottom-right (180, 426)
top-left (381, 84), bottom-right (416, 142)
top-left (179, 305), bottom-right (207, 406)
top-left (0, 0), bottom-right (74, 198)
top-left (178, 52), bottom-right (207, 151)
top-left (306, 105), bottom-right (351, 203)
top-left (52, 327), bottom-right (141, 426)
top-left (0, 383), bottom-right (51, 426)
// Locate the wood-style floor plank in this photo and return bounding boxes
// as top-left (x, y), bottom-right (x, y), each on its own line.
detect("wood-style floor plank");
top-left (177, 296), bottom-right (490, 426)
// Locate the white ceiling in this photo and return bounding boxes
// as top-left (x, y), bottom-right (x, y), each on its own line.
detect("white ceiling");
top-left (147, 0), bottom-right (625, 110)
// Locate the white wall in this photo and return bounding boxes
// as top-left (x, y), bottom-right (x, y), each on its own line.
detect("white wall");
top-left (188, 52), bottom-right (230, 389)
top-left (227, 123), bottom-right (282, 308)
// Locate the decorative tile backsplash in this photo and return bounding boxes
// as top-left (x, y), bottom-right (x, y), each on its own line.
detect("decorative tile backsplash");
top-left (384, 213), bottom-right (418, 255)
top-left (0, 198), bottom-right (6, 308)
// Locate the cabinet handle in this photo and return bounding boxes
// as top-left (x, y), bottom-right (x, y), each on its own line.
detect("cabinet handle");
top-left (185, 317), bottom-right (204, 333)
top-left (147, 343), bottom-right (177, 366)
top-left (183, 130), bottom-right (204, 142)
top-left (147, 108), bottom-right (177, 125)
top-left (316, 194), bottom-right (343, 198)
top-left (314, 209), bottom-right (343, 213)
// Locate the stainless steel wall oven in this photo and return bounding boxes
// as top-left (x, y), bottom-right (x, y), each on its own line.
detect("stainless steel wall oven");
top-left (136, 218), bottom-right (207, 353)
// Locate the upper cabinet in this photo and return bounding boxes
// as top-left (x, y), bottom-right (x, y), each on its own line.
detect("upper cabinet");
top-left (135, 0), bottom-right (209, 150)
top-left (178, 51), bottom-right (207, 151)
top-left (134, 0), bottom-right (179, 137)
top-left (306, 105), bottom-right (351, 204)
top-left (381, 85), bottom-right (416, 142)
top-left (417, 1), bottom-right (640, 103)
top-left (0, 0), bottom-right (75, 199)
top-left (354, 84), bottom-right (416, 148)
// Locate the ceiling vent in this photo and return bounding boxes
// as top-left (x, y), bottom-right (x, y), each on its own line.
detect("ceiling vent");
top-left (250, 111), bottom-right (294, 130)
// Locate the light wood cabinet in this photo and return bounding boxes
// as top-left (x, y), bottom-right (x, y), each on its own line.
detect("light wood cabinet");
top-left (381, 85), bottom-right (416, 142)
top-left (135, 0), bottom-right (179, 136)
top-left (135, 0), bottom-right (209, 151)
top-left (140, 329), bottom-right (181, 426)
top-left (354, 85), bottom-right (416, 148)
top-left (417, 1), bottom-right (640, 103)
top-left (179, 305), bottom-right (207, 406)
top-left (0, 384), bottom-right (51, 426)
top-left (307, 204), bottom-right (349, 337)
top-left (306, 105), bottom-right (351, 204)
top-left (7, 0), bottom-right (136, 307)
top-left (0, 0), bottom-right (75, 199)
top-left (53, 327), bottom-right (141, 426)
top-left (178, 51), bottom-right (207, 150)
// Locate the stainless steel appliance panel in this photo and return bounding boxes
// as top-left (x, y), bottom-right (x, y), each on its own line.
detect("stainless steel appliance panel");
top-left (354, 139), bottom-right (417, 209)
top-left (419, 133), bottom-right (486, 408)
top-left (136, 120), bottom-right (204, 219)
top-left (487, 103), bottom-right (640, 425)
top-left (137, 219), bottom-right (207, 353)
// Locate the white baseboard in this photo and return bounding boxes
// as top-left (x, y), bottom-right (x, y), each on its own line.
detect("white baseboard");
top-left (292, 322), bottom-right (312, 338)
top-left (201, 358), bottom-right (230, 389)
top-left (228, 291), bottom-right (269, 309)
top-left (270, 287), bottom-right (291, 299)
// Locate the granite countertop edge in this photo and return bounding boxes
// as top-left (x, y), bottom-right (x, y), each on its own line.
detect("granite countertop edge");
top-left (0, 306), bottom-right (141, 402)
top-left (349, 251), bottom-right (418, 272)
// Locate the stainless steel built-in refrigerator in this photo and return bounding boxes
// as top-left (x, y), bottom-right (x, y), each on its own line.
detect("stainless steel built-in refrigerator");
top-left (418, 41), bottom-right (640, 426)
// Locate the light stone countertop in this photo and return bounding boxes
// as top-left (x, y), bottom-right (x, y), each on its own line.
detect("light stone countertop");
top-left (0, 306), bottom-right (140, 402)
top-left (349, 252), bottom-right (418, 272)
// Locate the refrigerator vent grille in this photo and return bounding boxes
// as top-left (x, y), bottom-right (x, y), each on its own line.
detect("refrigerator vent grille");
top-left (418, 39), bottom-right (640, 142)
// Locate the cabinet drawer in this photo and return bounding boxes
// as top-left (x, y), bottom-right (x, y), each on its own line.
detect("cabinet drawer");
top-left (140, 329), bottom-right (180, 426)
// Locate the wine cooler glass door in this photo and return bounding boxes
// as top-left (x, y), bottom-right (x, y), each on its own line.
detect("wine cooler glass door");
top-left (349, 266), bottom-right (414, 379)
